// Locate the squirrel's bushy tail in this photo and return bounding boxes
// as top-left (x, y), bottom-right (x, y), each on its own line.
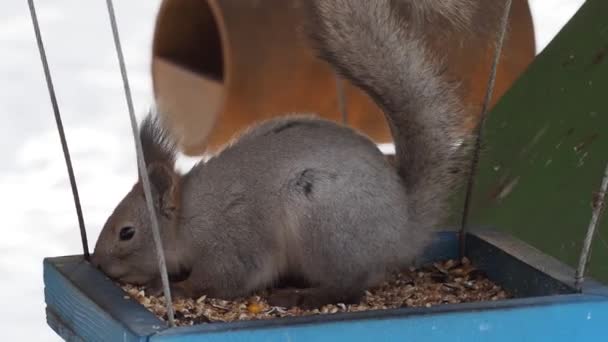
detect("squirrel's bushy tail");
top-left (306, 0), bottom-right (489, 228)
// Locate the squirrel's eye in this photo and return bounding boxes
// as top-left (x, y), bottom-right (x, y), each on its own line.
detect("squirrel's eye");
top-left (119, 226), bottom-right (135, 241)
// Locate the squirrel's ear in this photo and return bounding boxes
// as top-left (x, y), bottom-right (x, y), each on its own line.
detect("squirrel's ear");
top-left (147, 163), bottom-right (180, 218)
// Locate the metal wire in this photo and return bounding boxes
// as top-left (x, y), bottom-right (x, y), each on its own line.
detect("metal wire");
top-left (105, 0), bottom-right (175, 326)
top-left (575, 162), bottom-right (608, 290)
top-left (27, 0), bottom-right (90, 260)
top-left (459, 0), bottom-right (513, 258)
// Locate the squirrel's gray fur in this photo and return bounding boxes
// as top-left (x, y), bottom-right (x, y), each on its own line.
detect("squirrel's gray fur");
top-left (93, 0), bottom-right (504, 308)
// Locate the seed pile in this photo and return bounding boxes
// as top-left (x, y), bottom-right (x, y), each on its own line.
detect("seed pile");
top-left (121, 257), bottom-right (509, 326)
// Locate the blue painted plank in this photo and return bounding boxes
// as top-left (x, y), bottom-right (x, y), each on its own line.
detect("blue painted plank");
top-left (466, 230), bottom-right (576, 297)
top-left (46, 308), bottom-right (84, 342)
top-left (44, 256), bottom-right (165, 341)
top-left (151, 297), bottom-right (608, 342)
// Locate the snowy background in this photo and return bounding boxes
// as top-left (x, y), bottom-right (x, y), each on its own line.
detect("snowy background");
top-left (0, 0), bottom-right (586, 340)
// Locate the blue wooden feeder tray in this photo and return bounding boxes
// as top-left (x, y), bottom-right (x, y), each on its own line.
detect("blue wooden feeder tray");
top-left (43, 230), bottom-right (608, 341)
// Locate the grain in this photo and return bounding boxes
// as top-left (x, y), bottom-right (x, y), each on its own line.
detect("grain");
top-left (121, 258), bottom-right (509, 326)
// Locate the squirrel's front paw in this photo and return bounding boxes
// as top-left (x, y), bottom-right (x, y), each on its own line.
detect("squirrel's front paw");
top-left (268, 287), bottom-right (363, 310)
top-left (143, 278), bottom-right (192, 299)
top-left (267, 288), bottom-right (304, 308)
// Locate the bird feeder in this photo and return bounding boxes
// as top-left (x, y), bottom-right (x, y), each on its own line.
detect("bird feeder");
top-left (36, 0), bottom-right (608, 341)
top-left (44, 229), bottom-right (608, 341)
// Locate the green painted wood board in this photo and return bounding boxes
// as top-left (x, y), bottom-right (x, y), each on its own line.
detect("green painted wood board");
top-left (467, 0), bottom-right (608, 283)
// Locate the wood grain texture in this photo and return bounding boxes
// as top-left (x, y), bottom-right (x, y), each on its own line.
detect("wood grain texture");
top-left (46, 308), bottom-right (84, 342)
top-left (44, 256), bottom-right (165, 341)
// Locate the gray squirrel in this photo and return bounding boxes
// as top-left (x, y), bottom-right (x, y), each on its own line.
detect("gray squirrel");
top-left (92, 0), bottom-right (505, 308)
